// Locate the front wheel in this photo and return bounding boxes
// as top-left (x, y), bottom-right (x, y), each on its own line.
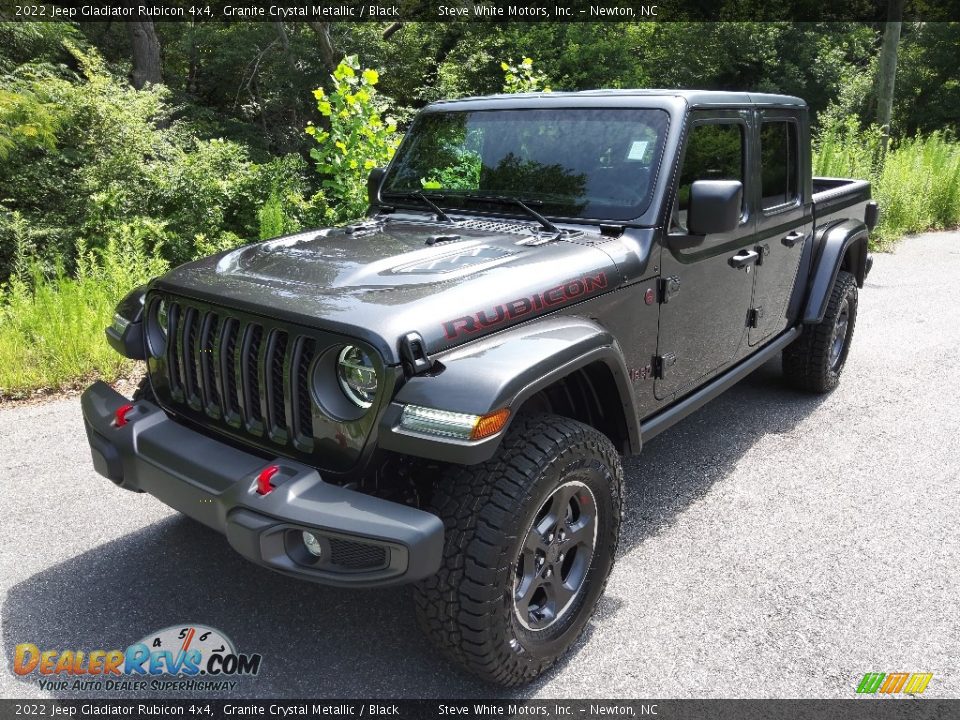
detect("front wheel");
top-left (782, 270), bottom-right (858, 393)
top-left (413, 414), bottom-right (623, 686)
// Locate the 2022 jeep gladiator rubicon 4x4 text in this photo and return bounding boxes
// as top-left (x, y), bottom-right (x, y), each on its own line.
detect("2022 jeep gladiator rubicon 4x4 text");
top-left (83, 90), bottom-right (875, 685)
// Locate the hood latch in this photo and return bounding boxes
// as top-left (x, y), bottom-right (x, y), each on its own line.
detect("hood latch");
top-left (399, 332), bottom-right (433, 375)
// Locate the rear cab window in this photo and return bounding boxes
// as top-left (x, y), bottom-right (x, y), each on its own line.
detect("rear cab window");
top-left (760, 120), bottom-right (800, 211)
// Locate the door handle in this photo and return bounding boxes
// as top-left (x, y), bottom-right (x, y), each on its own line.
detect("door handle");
top-left (782, 230), bottom-right (805, 248)
top-left (729, 249), bottom-right (760, 269)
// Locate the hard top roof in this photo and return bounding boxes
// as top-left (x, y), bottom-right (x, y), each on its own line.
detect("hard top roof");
top-left (428, 89), bottom-right (806, 109)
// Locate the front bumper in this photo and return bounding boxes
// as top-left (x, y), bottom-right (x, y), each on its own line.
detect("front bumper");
top-left (81, 381), bottom-right (444, 587)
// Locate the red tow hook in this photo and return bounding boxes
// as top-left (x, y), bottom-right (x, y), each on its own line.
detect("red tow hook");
top-left (257, 465), bottom-right (280, 495)
top-left (114, 403), bottom-right (135, 428)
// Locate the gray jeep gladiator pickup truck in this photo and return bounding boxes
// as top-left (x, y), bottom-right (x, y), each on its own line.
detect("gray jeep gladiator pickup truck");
top-left (82, 90), bottom-right (875, 685)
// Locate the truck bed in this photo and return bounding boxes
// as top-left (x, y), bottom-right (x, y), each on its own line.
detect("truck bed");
top-left (812, 176), bottom-right (872, 228)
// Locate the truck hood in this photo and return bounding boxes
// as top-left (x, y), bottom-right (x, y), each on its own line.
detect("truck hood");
top-left (154, 218), bottom-right (623, 364)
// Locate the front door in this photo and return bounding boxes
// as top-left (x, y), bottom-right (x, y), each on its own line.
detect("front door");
top-left (655, 110), bottom-right (757, 400)
top-left (749, 111), bottom-right (812, 345)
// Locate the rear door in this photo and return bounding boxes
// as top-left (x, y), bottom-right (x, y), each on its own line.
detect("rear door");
top-left (748, 110), bottom-right (812, 345)
top-left (655, 109), bottom-right (757, 400)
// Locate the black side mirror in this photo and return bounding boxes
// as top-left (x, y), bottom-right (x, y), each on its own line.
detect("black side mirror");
top-left (687, 180), bottom-right (743, 236)
top-left (367, 167), bottom-right (386, 207)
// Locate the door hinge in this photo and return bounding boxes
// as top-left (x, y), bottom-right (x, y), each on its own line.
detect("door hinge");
top-left (755, 243), bottom-right (770, 266)
top-left (653, 352), bottom-right (677, 379)
top-left (747, 307), bottom-right (763, 328)
top-left (658, 276), bottom-right (681, 303)
top-left (399, 332), bottom-right (432, 375)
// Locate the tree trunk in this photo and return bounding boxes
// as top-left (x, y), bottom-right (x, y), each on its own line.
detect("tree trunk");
top-left (876, 0), bottom-right (906, 152)
top-left (307, 22), bottom-right (342, 72)
top-left (127, 20), bottom-right (162, 89)
top-left (383, 22), bottom-right (404, 40)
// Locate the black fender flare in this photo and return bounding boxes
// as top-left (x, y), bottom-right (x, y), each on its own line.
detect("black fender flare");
top-left (803, 220), bottom-right (869, 325)
top-left (378, 316), bottom-right (641, 465)
top-left (105, 284), bottom-right (148, 360)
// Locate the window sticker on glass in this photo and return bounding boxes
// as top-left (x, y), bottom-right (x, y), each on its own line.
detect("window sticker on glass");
top-left (626, 140), bottom-right (649, 161)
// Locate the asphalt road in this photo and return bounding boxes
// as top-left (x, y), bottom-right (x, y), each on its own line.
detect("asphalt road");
top-left (1, 232), bottom-right (958, 700)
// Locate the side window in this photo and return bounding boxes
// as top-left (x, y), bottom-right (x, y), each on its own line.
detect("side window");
top-left (760, 121), bottom-right (799, 210)
top-left (673, 122), bottom-right (744, 232)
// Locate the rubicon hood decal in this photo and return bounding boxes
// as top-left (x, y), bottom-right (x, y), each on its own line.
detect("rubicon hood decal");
top-left (443, 272), bottom-right (610, 340)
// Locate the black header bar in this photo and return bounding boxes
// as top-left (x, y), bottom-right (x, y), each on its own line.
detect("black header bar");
top-left (0, 699), bottom-right (953, 719)
top-left (3, 0), bottom-right (960, 22)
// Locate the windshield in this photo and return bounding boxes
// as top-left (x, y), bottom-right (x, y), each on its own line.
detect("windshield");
top-left (382, 108), bottom-right (670, 221)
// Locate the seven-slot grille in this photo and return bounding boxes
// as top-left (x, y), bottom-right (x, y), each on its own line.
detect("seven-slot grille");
top-left (158, 297), bottom-right (317, 451)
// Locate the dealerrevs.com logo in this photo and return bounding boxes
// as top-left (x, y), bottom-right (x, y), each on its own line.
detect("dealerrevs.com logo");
top-left (12, 624), bottom-right (262, 693)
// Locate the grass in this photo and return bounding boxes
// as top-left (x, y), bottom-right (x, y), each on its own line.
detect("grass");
top-left (0, 227), bottom-right (167, 399)
top-left (814, 119), bottom-right (960, 248)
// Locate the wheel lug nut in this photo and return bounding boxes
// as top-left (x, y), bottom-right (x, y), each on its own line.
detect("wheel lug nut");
top-left (545, 568), bottom-right (553, 578)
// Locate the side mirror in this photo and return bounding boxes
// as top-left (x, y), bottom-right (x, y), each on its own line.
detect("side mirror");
top-left (367, 167), bottom-right (386, 207)
top-left (687, 180), bottom-right (743, 236)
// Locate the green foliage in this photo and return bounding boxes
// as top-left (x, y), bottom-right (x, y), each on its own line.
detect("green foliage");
top-left (894, 23), bottom-right (960, 137)
top-left (259, 193), bottom-right (288, 240)
top-left (0, 43), bottom-right (314, 278)
top-left (0, 85), bottom-right (61, 160)
top-left (501, 57), bottom-right (551, 93)
top-left (0, 22), bottom-right (81, 73)
top-left (0, 225), bottom-right (168, 397)
top-left (815, 119), bottom-right (960, 247)
top-left (306, 56), bottom-right (399, 224)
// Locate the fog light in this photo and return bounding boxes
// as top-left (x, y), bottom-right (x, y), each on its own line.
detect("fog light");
top-left (302, 531), bottom-right (324, 558)
top-left (399, 405), bottom-right (511, 441)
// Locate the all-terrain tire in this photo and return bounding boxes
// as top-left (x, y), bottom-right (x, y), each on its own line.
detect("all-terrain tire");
top-left (413, 414), bottom-right (624, 686)
top-left (783, 270), bottom-right (858, 393)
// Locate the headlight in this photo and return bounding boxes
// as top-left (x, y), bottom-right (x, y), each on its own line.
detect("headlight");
top-left (336, 346), bottom-right (378, 409)
top-left (399, 405), bottom-right (511, 441)
top-left (156, 299), bottom-right (168, 338)
top-left (145, 297), bottom-right (169, 357)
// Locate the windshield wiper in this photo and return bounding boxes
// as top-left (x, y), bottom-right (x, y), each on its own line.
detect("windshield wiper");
top-left (400, 191), bottom-right (455, 224)
top-left (448, 193), bottom-right (563, 236)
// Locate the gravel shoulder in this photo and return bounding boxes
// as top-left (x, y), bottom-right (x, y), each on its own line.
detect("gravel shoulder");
top-left (1, 232), bottom-right (958, 700)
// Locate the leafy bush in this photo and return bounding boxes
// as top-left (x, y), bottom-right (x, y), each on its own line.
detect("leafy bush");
top-left (0, 43), bottom-right (314, 279)
top-left (306, 56), bottom-right (399, 224)
top-left (501, 57), bottom-right (552, 93)
top-left (814, 118), bottom-right (960, 246)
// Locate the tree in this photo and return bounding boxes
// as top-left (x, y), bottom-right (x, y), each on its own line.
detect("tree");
top-left (127, 20), bottom-right (161, 89)
top-left (306, 56), bottom-right (399, 223)
top-left (307, 22), bottom-right (343, 72)
top-left (875, 0), bottom-right (906, 151)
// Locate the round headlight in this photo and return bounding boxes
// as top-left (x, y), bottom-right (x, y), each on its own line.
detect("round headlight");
top-left (156, 299), bottom-right (168, 337)
top-left (146, 297), bottom-right (169, 357)
top-left (336, 345), bottom-right (378, 409)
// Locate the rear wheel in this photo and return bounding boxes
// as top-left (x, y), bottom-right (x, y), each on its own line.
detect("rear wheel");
top-left (414, 414), bottom-right (623, 686)
top-left (783, 270), bottom-right (858, 393)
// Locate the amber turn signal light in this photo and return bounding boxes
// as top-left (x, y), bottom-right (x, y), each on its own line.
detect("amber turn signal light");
top-left (471, 408), bottom-right (511, 441)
